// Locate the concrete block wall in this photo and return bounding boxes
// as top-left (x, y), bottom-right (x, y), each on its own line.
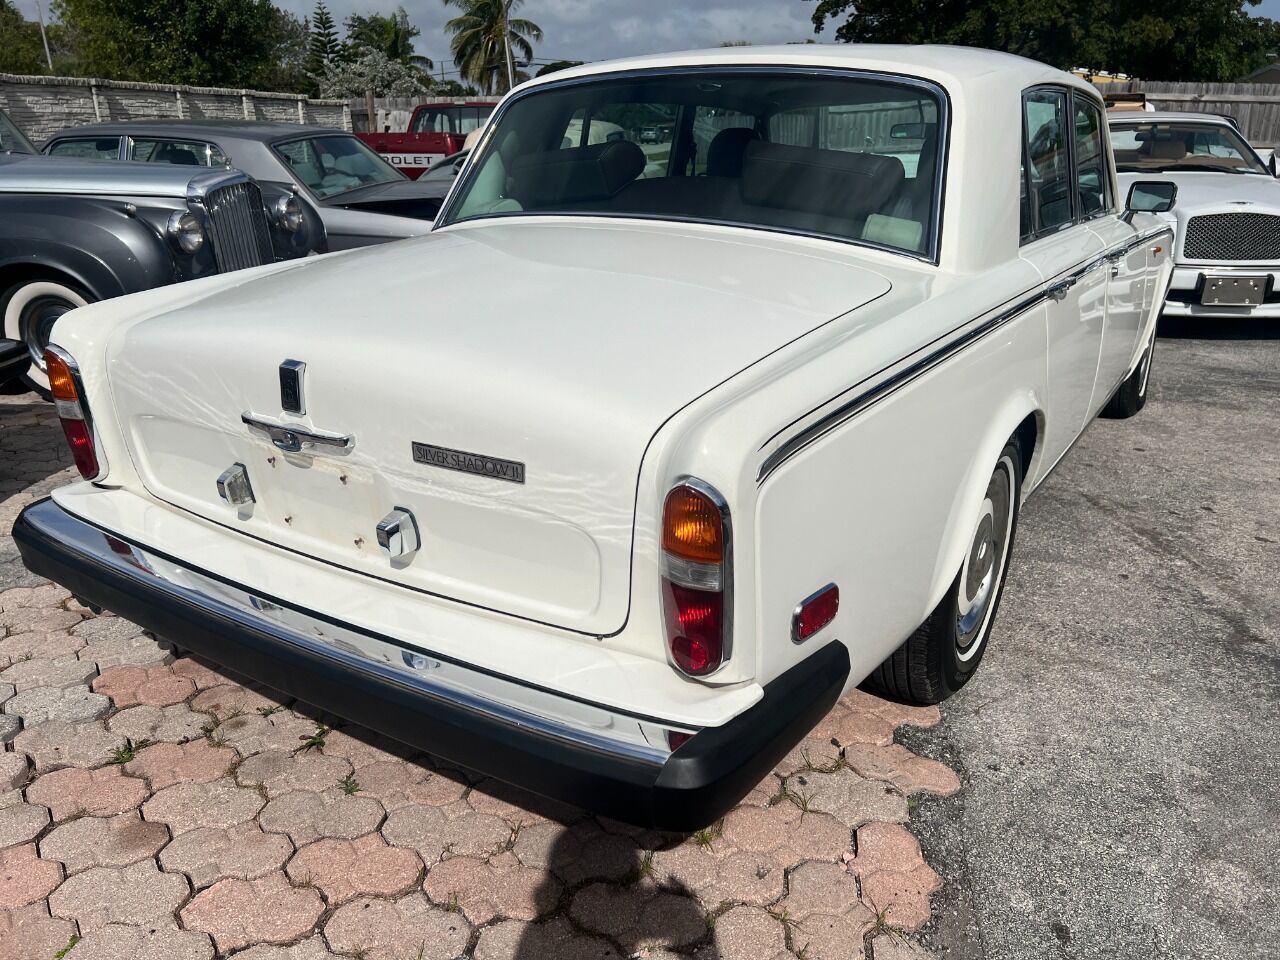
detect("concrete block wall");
top-left (0, 73), bottom-right (350, 145)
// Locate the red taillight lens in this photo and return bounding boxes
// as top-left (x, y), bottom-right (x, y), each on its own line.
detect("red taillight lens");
top-left (661, 481), bottom-right (729, 678)
top-left (664, 581), bottom-right (724, 676)
top-left (792, 584), bottom-right (839, 643)
top-left (44, 347), bottom-right (101, 481)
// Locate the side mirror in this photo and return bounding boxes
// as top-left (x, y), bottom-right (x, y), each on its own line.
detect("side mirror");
top-left (1123, 180), bottom-right (1177, 223)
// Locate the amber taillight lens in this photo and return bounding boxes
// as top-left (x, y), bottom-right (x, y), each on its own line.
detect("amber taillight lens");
top-left (661, 482), bottom-right (730, 677)
top-left (45, 347), bottom-right (101, 481)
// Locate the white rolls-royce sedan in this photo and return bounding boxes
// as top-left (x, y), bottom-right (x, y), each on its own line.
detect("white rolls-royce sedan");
top-left (16, 46), bottom-right (1174, 829)
top-left (1110, 110), bottom-right (1280, 319)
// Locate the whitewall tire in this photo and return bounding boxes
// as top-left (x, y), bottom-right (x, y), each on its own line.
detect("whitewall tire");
top-left (1, 280), bottom-right (90, 396)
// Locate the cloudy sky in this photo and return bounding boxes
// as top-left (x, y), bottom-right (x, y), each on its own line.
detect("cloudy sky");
top-left (277, 0), bottom-right (824, 79)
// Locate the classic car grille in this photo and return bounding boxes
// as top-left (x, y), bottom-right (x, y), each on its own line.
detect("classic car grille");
top-left (1183, 213), bottom-right (1280, 262)
top-left (203, 181), bottom-right (275, 272)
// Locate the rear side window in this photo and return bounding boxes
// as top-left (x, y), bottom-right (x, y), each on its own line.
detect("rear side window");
top-left (48, 138), bottom-right (119, 160)
top-left (1072, 97), bottom-right (1112, 218)
top-left (130, 138), bottom-right (228, 167)
top-left (1021, 89), bottom-right (1073, 239)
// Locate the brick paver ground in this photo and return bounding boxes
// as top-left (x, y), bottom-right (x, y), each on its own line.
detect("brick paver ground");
top-left (0, 392), bottom-right (954, 958)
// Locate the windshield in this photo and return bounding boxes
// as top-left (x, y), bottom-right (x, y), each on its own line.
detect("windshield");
top-left (1111, 121), bottom-right (1267, 175)
top-left (0, 111), bottom-right (35, 155)
top-left (274, 135), bottom-right (404, 198)
top-left (441, 70), bottom-right (944, 257)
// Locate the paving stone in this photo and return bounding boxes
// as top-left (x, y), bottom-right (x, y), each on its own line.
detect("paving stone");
top-left (355, 760), bottom-right (466, 810)
top-left (843, 743), bottom-right (962, 796)
top-left (467, 777), bottom-right (581, 827)
top-left (143, 780), bottom-right (265, 835)
top-left (93, 664), bottom-right (195, 708)
top-left (229, 936), bottom-right (340, 959)
top-left (569, 882), bottom-right (706, 951)
top-left (78, 630), bottom-right (174, 669)
top-left (773, 735), bottom-right (845, 778)
top-left (71, 615), bottom-right (144, 646)
top-left (3, 684), bottom-right (111, 723)
top-left (0, 717), bottom-right (18, 746)
top-left (39, 811), bottom-right (168, 874)
top-left (171, 656), bottom-right (244, 691)
top-left (851, 822), bottom-right (932, 876)
top-left (0, 631), bottom-right (84, 662)
top-left (0, 801), bottom-right (50, 847)
top-left (870, 934), bottom-right (934, 959)
top-left (857, 867), bottom-right (942, 934)
top-left (382, 803), bottom-right (511, 863)
top-left (0, 654), bottom-right (96, 691)
top-left (26, 765), bottom-right (148, 822)
top-left (789, 765), bottom-right (911, 828)
top-left (13, 719), bottom-right (126, 772)
top-left (711, 906), bottom-right (787, 960)
top-left (180, 871), bottom-right (324, 953)
top-left (0, 844), bottom-right (61, 908)
top-left (0, 685), bottom-right (10, 710)
top-left (124, 740), bottom-right (236, 790)
top-left (789, 910), bottom-right (871, 960)
top-left (319, 728), bottom-right (419, 768)
top-left (236, 749), bottom-right (351, 798)
top-left (48, 860), bottom-right (188, 932)
top-left (720, 801), bottom-right (853, 863)
top-left (678, 848), bottom-right (785, 909)
top-left (423, 852), bottom-right (560, 924)
top-left (0, 902), bottom-right (78, 960)
top-left (0, 606), bottom-right (82, 635)
top-left (513, 820), bottom-right (636, 885)
top-left (324, 892), bottom-right (471, 960)
top-left (258, 789), bottom-right (385, 846)
top-left (287, 833), bottom-right (422, 905)
top-left (160, 822), bottom-right (293, 890)
top-left (214, 710), bottom-right (317, 755)
top-left (108, 703), bottom-right (208, 743)
top-left (472, 915), bottom-right (617, 960)
top-left (61, 924), bottom-right (215, 960)
top-left (780, 861), bottom-right (864, 920)
top-left (848, 689), bottom-right (943, 730)
top-left (190, 684), bottom-right (286, 720)
top-left (0, 754), bottom-right (25, 791)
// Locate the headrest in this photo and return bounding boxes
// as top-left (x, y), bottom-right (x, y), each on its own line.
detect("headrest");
top-left (741, 141), bottom-right (905, 220)
top-left (707, 127), bottom-right (761, 178)
top-left (1147, 139), bottom-right (1187, 160)
top-left (510, 140), bottom-right (646, 207)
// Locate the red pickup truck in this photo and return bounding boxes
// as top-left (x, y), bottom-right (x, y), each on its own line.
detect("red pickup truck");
top-left (357, 99), bottom-right (498, 179)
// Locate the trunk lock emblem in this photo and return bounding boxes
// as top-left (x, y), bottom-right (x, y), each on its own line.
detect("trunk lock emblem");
top-left (376, 507), bottom-right (420, 559)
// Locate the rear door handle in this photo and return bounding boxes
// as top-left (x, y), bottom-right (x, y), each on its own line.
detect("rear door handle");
top-left (1047, 277), bottom-right (1076, 301)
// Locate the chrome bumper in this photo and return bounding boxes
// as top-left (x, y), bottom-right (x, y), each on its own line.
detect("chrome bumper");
top-left (13, 497), bottom-right (848, 829)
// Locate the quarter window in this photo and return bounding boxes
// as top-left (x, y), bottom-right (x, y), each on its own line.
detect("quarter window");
top-left (1071, 97), bottom-right (1112, 218)
top-left (1021, 89), bottom-right (1073, 238)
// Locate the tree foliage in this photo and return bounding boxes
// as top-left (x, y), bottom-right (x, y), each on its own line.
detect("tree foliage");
top-left (444, 0), bottom-right (543, 95)
top-left (313, 48), bottom-right (430, 98)
top-left (306, 0), bottom-right (343, 77)
top-left (51, 0), bottom-right (310, 89)
top-left (346, 7), bottom-right (433, 71)
top-left (810, 0), bottom-right (1280, 82)
top-left (0, 1), bottom-right (50, 74)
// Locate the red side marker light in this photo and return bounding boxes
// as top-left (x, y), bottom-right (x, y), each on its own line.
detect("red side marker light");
top-left (792, 584), bottom-right (839, 644)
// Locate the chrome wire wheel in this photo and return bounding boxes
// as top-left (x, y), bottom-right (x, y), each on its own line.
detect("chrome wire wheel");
top-left (955, 454), bottom-right (1016, 662)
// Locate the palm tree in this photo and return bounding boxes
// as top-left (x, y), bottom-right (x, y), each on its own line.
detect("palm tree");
top-left (346, 8), bottom-right (434, 72)
top-left (444, 0), bottom-right (543, 95)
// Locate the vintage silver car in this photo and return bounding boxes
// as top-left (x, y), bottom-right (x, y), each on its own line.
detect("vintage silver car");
top-left (1, 110), bottom-right (326, 395)
top-left (45, 121), bottom-right (447, 250)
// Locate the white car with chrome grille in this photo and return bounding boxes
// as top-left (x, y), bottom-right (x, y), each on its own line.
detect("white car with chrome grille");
top-left (1110, 110), bottom-right (1280, 318)
top-left (16, 46), bottom-right (1173, 830)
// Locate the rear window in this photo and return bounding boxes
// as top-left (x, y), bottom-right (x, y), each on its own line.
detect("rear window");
top-left (440, 70), bottom-right (945, 257)
top-left (130, 138), bottom-right (228, 167)
top-left (48, 137), bottom-right (120, 160)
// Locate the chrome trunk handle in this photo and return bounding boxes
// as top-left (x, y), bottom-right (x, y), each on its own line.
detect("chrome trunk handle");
top-left (241, 413), bottom-right (354, 453)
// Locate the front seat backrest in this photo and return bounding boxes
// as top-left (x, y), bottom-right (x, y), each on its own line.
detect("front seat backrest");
top-left (706, 127), bottom-right (761, 178)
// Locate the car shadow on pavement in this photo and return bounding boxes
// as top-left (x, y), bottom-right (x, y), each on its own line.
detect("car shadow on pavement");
top-left (0, 395), bottom-right (72, 491)
top-left (1158, 315), bottom-right (1280, 340)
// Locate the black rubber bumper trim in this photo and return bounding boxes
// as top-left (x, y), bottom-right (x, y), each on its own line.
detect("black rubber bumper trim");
top-left (13, 498), bottom-right (850, 831)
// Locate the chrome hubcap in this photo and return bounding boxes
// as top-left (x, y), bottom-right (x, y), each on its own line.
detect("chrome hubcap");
top-left (22, 296), bottom-right (74, 372)
top-left (956, 457), bottom-right (1015, 660)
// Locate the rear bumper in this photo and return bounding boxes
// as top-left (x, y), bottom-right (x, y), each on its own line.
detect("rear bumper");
top-left (13, 497), bottom-right (848, 831)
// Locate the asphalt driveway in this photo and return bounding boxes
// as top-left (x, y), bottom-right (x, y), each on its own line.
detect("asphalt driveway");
top-left (906, 317), bottom-right (1280, 959)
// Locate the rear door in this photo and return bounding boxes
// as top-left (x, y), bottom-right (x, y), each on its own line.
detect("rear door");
top-left (1019, 86), bottom-right (1108, 466)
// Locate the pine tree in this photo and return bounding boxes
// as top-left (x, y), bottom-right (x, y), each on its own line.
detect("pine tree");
top-left (306, 0), bottom-right (341, 75)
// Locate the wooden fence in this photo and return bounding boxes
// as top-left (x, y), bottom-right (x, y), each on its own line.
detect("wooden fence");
top-left (1098, 80), bottom-right (1280, 146)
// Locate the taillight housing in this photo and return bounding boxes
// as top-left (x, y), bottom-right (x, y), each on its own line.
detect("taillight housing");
top-left (45, 346), bottom-right (104, 481)
top-left (661, 480), bottom-right (731, 677)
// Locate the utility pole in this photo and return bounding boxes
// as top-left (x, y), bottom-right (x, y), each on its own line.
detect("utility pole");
top-left (33, 0), bottom-right (54, 73)
top-left (502, 0), bottom-right (515, 94)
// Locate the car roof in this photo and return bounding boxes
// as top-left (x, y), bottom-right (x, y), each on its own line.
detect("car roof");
top-left (47, 120), bottom-right (348, 142)
top-left (514, 43), bottom-right (1098, 100)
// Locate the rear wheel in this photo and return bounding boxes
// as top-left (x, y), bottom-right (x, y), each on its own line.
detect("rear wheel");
top-left (1, 279), bottom-right (90, 399)
top-left (868, 437), bottom-right (1023, 705)
top-left (1101, 335), bottom-right (1154, 419)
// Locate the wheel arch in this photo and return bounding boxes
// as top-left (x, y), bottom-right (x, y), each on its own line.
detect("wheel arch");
top-left (924, 396), bottom-right (1042, 617)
